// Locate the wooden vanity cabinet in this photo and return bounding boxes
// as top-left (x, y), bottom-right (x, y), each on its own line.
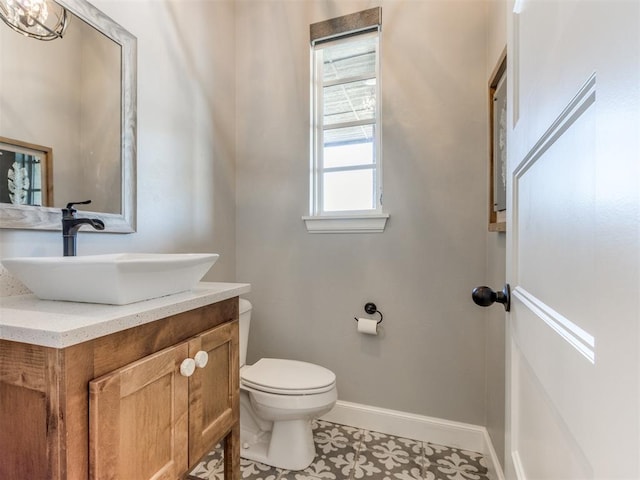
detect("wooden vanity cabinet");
top-left (0, 297), bottom-right (240, 480)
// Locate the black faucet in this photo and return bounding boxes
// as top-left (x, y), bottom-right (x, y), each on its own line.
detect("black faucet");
top-left (62, 200), bottom-right (105, 256)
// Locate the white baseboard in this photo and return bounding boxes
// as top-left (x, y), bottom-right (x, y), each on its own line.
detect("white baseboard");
top-left (321, 400), bottom-right (505, 480)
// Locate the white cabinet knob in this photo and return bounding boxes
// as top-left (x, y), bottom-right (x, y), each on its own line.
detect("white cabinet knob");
top-left (180, 358), bottom-right (196, 377)
top-left (194, 350), bottom-right (209, 368)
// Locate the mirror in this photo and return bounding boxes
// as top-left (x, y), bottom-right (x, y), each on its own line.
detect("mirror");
top-left (0, 0), bottom-right (136, 232)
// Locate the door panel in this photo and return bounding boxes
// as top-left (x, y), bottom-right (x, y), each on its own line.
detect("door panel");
top-left (188, 320), bottom-right (239, 464)
top-left (89, 343), bottom-right (189, 480)
top-left (512, 348), bottom-right (592, 479)
top-left (506, 0), bottom-right (639, 478)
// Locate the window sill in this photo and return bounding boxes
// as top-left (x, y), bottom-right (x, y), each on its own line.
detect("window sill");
top-left (302, 214), bottom-right (389, 233)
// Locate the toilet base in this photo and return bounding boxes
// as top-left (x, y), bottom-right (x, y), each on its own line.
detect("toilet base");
top-left (238, 367), bottom-right (337, 471)
top-left (241, 418), bottom-right (316, 471)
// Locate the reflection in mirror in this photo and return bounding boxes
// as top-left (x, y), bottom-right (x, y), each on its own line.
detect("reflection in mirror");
top-left (0, 0), bottom-right (69, 40)
top-left (0, 0), bottom-right (136, 232)
top-left (0, 137), bottom-right (53, 207)
top-left (2, 14), bottom-right (121, 214)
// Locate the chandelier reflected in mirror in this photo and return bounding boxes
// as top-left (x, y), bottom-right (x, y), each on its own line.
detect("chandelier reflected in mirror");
top-left (0, 0), bottom-right (68, 40)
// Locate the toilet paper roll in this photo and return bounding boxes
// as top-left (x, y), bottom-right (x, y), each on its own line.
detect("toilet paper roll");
top-left (357, 317), bottom-right (379, 335)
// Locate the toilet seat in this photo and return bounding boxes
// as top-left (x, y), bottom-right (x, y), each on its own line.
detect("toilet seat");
top-left (241, 358), bottom-right (336, 395)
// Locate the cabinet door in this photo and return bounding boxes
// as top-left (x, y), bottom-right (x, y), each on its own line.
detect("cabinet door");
top-left (188, 320), bottom-right (239, 469)
top-left (0, 342), bottom-right (62, 479)
top-left (89, 342), bottom-right (189, 480)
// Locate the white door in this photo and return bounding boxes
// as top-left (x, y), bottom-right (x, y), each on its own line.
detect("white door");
top-left (505, 0), bottom-right (640, 478)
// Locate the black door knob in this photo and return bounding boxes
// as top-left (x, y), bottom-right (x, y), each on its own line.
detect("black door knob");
top-left (472, 284), bottom-right (511, 311)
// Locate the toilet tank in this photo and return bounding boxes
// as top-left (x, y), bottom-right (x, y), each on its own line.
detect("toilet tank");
top-left (238, 298), bottom-right (252, 367)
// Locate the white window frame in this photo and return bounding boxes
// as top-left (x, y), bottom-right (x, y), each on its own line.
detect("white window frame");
top-left (303, 9), bottom-right (388, 234)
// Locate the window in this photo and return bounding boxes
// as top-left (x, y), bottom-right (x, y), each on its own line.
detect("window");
top-left (303, 8), bottom-right (389, 233)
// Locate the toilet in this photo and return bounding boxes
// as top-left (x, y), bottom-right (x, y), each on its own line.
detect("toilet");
top-left (238, 299), bottom-right (337, 471)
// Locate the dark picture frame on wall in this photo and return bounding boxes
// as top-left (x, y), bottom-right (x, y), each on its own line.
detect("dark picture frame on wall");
top-left (0, 136), bottom-right (53, 208)
top-left (488, 49), bottom-right (507, 232)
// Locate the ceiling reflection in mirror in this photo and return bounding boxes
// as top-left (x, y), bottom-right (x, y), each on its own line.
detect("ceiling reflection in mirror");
top-left (0, 0), bottom-right (136, 232)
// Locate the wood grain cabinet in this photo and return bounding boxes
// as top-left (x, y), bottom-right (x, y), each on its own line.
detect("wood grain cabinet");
top-left (0, 298), bottom-right (240, 480)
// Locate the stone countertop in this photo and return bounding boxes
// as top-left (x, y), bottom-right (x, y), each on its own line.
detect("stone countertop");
top-left (0, 281), bottom-right (250, 348)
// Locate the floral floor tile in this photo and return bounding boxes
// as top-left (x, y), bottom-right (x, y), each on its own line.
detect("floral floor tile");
top-left (353, 430), bottom-right (424, 480)
top-left (188, 455), bottom-right (223, 480)
top-left (424, 444), bottom-right (489, 480)
top-left (313, 419), bottom-right (361, 456)
top-left (278, 420), bottom-right (362, 480)
top-left (239, 458), bottom-right (282, 480)
top-left (278, 456), bottom-right (344, 480)
top-left (188, 421), bottom-right (491, 480)
top-left (188, 443), bottom-right (224, 479)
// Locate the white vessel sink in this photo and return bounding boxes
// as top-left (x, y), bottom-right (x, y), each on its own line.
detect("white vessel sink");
top-left (1, 253), bottom-right (219, 305)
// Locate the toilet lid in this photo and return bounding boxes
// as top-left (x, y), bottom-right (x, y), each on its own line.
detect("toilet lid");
top-left (241, 358), bottom-right (336, 395)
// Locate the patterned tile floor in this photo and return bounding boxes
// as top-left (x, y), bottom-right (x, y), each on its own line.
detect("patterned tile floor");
top-left (188, 419), bottom-right (490, 480)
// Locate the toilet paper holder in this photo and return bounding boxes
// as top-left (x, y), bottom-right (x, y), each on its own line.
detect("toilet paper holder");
top-left (354, 302), bottom-right (384, 324)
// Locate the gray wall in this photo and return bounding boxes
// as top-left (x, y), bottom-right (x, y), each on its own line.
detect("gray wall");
top-left (0, 0), bottom-right (507, 463)
top-left (236, 0), bottom-right (494, 426)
